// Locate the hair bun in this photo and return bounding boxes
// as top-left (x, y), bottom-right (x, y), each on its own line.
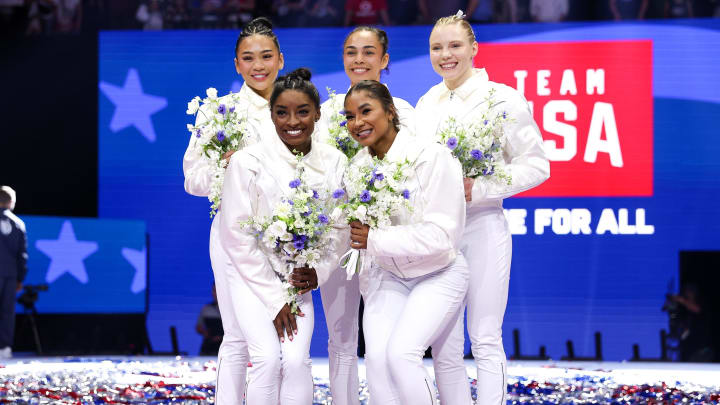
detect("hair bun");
top-left (246, 16), bottom-right (273, 32)
top-left (287, 67), bottom-right (312, 81)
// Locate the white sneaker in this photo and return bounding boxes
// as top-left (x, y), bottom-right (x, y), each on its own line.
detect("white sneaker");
top-left (0, 346), bottom-right (12, 359)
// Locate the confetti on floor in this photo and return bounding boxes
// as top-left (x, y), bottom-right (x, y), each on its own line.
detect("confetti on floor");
top-left (1, 357), bottom-right (719, 404)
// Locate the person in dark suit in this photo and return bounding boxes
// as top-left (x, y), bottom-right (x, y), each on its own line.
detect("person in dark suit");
top-left (0, 186), bottom-right (27, 359)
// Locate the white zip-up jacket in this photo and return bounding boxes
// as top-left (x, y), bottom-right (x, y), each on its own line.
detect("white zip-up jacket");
top-left (415, 69), bottom-right (550, 215)
top-left (219, 134), bottom-right (349, 319)
top-left (313, 90), bottom-right (416, 145)
top-left (183, 83), bottom-right (273, 196)
top-left (353, 130), bottom-right (466, 279)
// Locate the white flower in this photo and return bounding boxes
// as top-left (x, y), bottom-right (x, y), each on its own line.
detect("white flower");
top-left (401, 166), bottom-right (414, 178)
top-left (354, 205), bottom-right (368, 222)
top-left (206, 87), bottom-right (218, 99)
top-left (186, 97), bottom-right (201, 115)
top-left (330, 206), bottom-right (343, 222)
top-left (274, 202), bottom-right (292, 219)
top-left (267, 220), bottom-right (287, 239)
top-left (293, 218), bottom-right (306, 230)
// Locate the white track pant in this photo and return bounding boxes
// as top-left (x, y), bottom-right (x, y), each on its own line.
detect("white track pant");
top-left (212, 215), bottom-right (316, 404)
top-left (320, 267), bottom-right (361, 405)
top-left (210, 215), bottom-right (249, 404)
top-left (363, 256), bottom-right (469, 405)
top-left (436, 209), bottom-right (512, 405)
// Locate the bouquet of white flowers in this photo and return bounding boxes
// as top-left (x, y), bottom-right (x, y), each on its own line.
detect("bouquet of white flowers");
top-left (186, 88), bottom-right (249, 216)
top-left (436, 89), bottom-right (512, 185)
top-left (324, 88), bottom-right (362, 159)
top-left (242, 157), bottom-right (337, 314)
top-left (336, 156), bottom-right (414, 278)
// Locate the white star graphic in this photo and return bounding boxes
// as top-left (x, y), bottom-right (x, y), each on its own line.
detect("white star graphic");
top-left (36, 220), bottom-right (99, 284)
top-left (121, 246), bottom-right (146, 294)
top-left (99, 68), bottom-right (167, 142)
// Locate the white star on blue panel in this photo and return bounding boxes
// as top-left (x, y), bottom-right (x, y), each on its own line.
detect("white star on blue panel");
top-left (36, 220), bottom-right (99, 284)
top-left (122, 246), bottom-right (146, 294)
top-left (99, 68), bottom-right (167, 142)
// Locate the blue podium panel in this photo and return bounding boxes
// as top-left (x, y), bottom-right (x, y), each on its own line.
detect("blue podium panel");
top-left (99, 20), bottom-right (720, 357)
top-left (19, 216), bottom-right (147, 314)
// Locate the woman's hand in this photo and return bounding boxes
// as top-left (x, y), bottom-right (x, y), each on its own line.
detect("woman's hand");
top-left (273, 303), bottom-right (302, 342)
top-left (222, 150), bottom-right (236, 163)
top-left (350, 220), bottom-right (369, 249)
top-left (463, 177), bottom-right (474, 202)
top-left (290, 266), bottom-right (318, 294)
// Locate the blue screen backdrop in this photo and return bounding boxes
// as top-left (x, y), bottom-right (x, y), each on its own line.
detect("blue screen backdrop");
top-left (98, 20), bottom-right (720, 358)
top-left (19, 216), bottom-right (146, 314)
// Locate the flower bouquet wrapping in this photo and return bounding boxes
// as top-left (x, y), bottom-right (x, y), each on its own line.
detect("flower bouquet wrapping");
top-left (186, 88), bottom-right (249, 216)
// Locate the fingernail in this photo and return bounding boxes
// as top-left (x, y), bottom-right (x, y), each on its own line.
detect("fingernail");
top-left (294, 329), bottom-right (298, 335)
top-left (281, 337), bottom-right (284, 343)
top-left (289, 335), bottom-right (293, 341)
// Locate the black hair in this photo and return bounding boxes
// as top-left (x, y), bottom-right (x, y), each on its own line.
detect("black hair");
top-left (235, 17), bottom-right (280, 56)
top-left (345, 80), bottom-right (400, 132)
top-left (343, 26), bottom-right (390, 73)
top-left (0, 189), bottom-right (10, 206)
top-left (270, 68), bottom-right (320, 110)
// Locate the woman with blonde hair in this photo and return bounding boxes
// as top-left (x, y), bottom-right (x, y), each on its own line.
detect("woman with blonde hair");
top-left (415, 11), bottom-right (550, 404)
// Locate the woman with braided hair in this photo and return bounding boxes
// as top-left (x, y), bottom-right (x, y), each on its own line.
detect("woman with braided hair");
top-left (219, 68), bottom-right (349, 404)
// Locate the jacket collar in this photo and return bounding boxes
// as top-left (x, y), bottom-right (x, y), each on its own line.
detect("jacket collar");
top-left (439, 68), bottom-right (489, 101)
top-left (239, 82), bottom-right (270, 110)
top-left (352, 128), bottom-right (413, 165)
top-left (266, 131), bottom-right (325, 173)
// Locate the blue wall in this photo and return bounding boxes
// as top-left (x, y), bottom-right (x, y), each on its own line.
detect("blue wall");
top-left (19, 216), bottom-right (146, 314)
top-left (98, 20), bottom-right (720, 359)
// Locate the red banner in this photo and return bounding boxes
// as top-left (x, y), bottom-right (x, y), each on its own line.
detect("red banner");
top-left (475, 40), bottom-right (653, 197)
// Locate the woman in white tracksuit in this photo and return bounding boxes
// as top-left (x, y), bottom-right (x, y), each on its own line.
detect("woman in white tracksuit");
top-left (344, 80), bottom-right (469, 405)
top-left (311, 26), bottom-right (415, 405)
top-left (219, 68), bottom-right (348, 404)
top-left (182, 17), bottom-right (284, 404)
top-left (415, 14), bottom-right (550, 405)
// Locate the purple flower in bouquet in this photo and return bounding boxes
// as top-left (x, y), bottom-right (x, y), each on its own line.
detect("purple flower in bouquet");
top-left (318, 213), bottom-right (329, 224)
top-left (292, 234), bottom-right (308, 250)
top-left (374, 172), bottom-right (384, 181)
top-left (216, 130), bottom-right (226, 142)
top-left (446, 137), bottom-right (458, 150)
top-left (333, 189), bottom-right (346, 199)
top-left (471, 149), bottom-right (484, 161)
top-left (217, 104), bottom-right (226, 115)
top-left (289, 179), bottom-right (301, 188)
top-left (229, 106), bottom-right (236, 113)
top-left (340, 120), bottom-right (347, 127)
top-left (402, 189), bottom-right (410, 199)
top-left (360, 190), bottom-right (372, 203)
top-left (195, 129), bottom-right (202, 138)
top-left (312, 190), bottom-right (319, 199)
